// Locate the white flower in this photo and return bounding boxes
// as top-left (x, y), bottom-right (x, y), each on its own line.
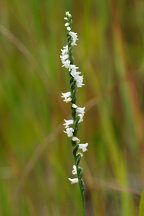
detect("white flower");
top-left (64, 127), bottom-right (74, 137)
top-left (69, 67), bottom-right (84, 88)
top-left (60, 45), bottom-right (70, 69)
top-left (65, 22), bottom-right (69, 27)
top-left (72, 165), bottom-right (77, 175)
top-left (69, 64), bottom-right (79, 71)
top-left (69, 31), bottom-right (78, 46)
top-left (72, 105), bottom-right (85, 122)
top-left (67, 27), bottom-right (71, 31)
top-left (78, 143), bottom-right (88, 152)
top-left (65, 11), bottom-right (71, 18)
top-left (70, 70), bottom-right (81, 78)
top-left (61, 45), bottom-right (68, 55)
top-left (69, 65), bottom-right (84, 88)
top-left (61, 92), bottom-right (72, 103)
top-left (76, 107), bottom-right (85, 122)
top-left (63, 59), bottom-right (70, 69)
top-left (75, 75), bottom-right (84, 88)
top-left (68, 177), bottom-right (78, 184)
top-left (70, 71), bottom-right (84, 88)
top-left (72, 136), bottom-right (80, 143)
top-left (76, 107), bottom-right (85, 114)
top-left (61, 54), bottom-right (69, 61)
top-left (78, 115), bottom-right (83, 122)
top-left (72, 104), bottom-right (78, 109)
top-left (64, 119), bottom-right (74, 128)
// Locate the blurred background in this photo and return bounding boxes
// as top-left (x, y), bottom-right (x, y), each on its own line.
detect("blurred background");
top-left (0, 0), bottom-right (144, 215)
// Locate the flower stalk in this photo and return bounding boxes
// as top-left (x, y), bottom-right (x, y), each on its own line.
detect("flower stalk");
top-left (60, 11), bottom-right (88, 216)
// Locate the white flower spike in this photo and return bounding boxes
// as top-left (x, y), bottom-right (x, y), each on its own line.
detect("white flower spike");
top-left (61, 12), bottom-right (88, 201)
top-left (68, 178), bottom-right (78, 184)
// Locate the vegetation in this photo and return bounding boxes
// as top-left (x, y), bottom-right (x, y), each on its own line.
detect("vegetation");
top-left (0, 0), bottom-right (144, 215)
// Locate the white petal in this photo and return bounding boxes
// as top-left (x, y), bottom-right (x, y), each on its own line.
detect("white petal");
top-left (69, 64), bottom-right (79, 71)
top-left (72, 165), bottom-right (77, 175)
top-left (67, 27), bottom-right (71, 31)
top-left (69, 31), bottom-right (78, 46)
top-left (68, 178), bottom-right (78, 184)
top-left (65, 23), bottom-right (69, 26)
top-left (72, 137), bottom-right (80, 143)
top-left (63, 119), bottom-right (74, 128)
top-left (72, 104), bottom-right (78, 109)
top-left (64, 127), bottom-right (74, 137)
top-left (78, 114), bottom-right (84, 123)
top-left (61, 92), bottom-right (72, 103)
top-left (78, 143), bottom-right (88, 152)
top-left (65, 11), bottom-right (71, 17)
top-left (76, 107), bottom-right (85, 113)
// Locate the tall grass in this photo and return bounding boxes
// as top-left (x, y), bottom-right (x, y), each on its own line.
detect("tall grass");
top-left (0, 0), bottom-right (144, 215)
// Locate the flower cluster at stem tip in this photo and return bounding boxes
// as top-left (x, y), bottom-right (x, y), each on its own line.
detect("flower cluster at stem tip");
top-left (60, 11), bottom-right (88, 185)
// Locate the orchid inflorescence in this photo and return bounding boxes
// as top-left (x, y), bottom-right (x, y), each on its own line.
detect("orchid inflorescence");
top-left (60, 11), bottom-right (88, 202)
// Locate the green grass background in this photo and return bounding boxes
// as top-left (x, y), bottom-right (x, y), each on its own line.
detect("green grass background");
top-left (0, 0), bottom-right (144, 215)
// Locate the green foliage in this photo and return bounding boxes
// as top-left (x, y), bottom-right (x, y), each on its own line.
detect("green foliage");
top-left (139, 191), bottom-right (144, 216)
top-left (0, 0), bottom-right (144, 215)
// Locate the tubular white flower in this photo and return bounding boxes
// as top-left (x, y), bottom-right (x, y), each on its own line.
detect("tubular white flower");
top-left (68, 177), bottom-right (78, 184)
top-left (70, 70), bottom-right (81, 78)
top-left (69, 64), bottom-right (79, 71)
top-left (61, 92), bottom-right (72, 103)
top-left (67, 27), bottom-right (71, 31)
top-left (70, 71), bottom-right (84, 88)
top-left (63, 60), bottom-right (70, 69)
top-left (72, 165), bottom-right (77, 175)
top-left (60, 45), bottom-right (71, 69)
top-left (69, 31), bottom-right (78, 46)
top-left (65, 11), bottom-right (71, 18)
top-left (64, 119), bottom-right (74, 128)
top-left (65, 22), bottom-right (69, 27)
top-left (75, 75), bottom-right (84, 88)
top-left (72, 136), bottom-right (80, 143)
top-left (61, 45), bottom-right (68, 55)
top-left (72, 104), bottom-right (78, 109)
top-left (76, 107), bottom-right (85, 122)
top-left (78, 143), bottom-right (88, 152)
top-left (78, 114), bottom-right (84, 123)
top-left (69, 64), bottom-right (84, 88)
top-left (64, 127), bottom-right (74, 137)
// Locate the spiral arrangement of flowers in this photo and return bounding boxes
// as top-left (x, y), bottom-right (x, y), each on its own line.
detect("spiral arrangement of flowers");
top-left (60, 11), bottom-right (88, 214)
